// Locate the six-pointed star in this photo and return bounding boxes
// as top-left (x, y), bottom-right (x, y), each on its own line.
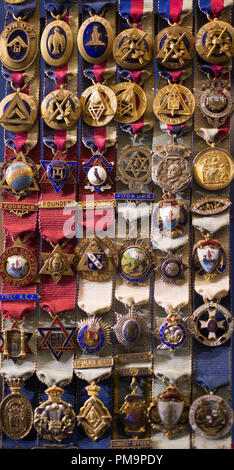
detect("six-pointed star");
top-left (124, 150), bottom-right (150, 179)
top-left (40, 243), bottom-right (75, 283)
top-left (38, 315), bottom-right (77, 360)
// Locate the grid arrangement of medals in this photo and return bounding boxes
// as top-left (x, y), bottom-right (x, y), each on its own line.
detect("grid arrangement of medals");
top-left (0, 0), bottom-right (233, 450)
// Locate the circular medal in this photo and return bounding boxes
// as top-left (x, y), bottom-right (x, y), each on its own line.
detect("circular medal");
top-left (118, 240), bottom-right (155, 283)
top-left (200, 87), bottom-right (232, 127)
top-left (41, 88), bottom-right (81, 130)
top-left (112, 82), bottom-right (147, 124)
top-left (189, 394), bottom-right (233, 439)
top-left (0, 154), bottom-right (39, 199)
top-left (154, 25), bottom-right (195, 70)
top-left (196, 20), bottom-right (234, 64)
top-left (153, 144), bottom-right (192, 192)
top-left (113, 27), bottom-right (153, 70)
top-left (77, 15), bottom-right (113, 64)
top-left (0, 20), bottom-right (38, 71)
top-left (190, 302), bottom-right (233, 347)
top-left (80, 83), bottom-right (117, 127)
top-left (0, 91), bottom-right (37, 132)
top-left (0, 238), bottom-right (38, 286)
top-left (156, 253), bottom-right (187, 283)
top-left (118, 144), bottom-right (152, 192)
top-left (153, 83), bottom-right (195, 125)
top-left (77, 317), bottom-right (111, 355)
top-left (193, 147), bottom-right (233, 190)
top-left (113, 306), bottom-right (149, 350)
top-left (41, 19), bottom-right (73, 66)
top-left (47, 159), bottom-right (70, 185)
top-left (0, 380), bottom-right (33, 439)
top-left (159, 316), bottom-right (187, 351)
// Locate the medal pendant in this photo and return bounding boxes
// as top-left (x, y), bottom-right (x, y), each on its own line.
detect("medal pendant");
top-left (118, 377), bottom-right (147, 438)
top-left (0, 91), bottom-right (37, 132)
top-left (38, 315), bottom-right (76, 361)
top-left (41, 88), bottom-right (81, 130)
top-left (0, 378), bottom-right (33, 439)
top-left (0, 238), bottom-right (38, 287)
top-left (153, 83), bottom-right (195, 125)
top-left (1, 321), bottom-right (32, 360)
top-left (83, 154), bottom-right (113, 193)
top-left (77, 317), bottom-right (111, 355)
top-left (80, 83), bottom-right (117, 127)
top-left (147, 385), bottom-right (189, 438)
top-left (189, 393), bottom-right (233, 438)
top-left (196, 20), bottom-right (234, 64)
top-left (112, 82), bottom-right (147, 124)
top-left (153, 195), bottom-right (188, 238)
top-left (153, 144), bottom-right (192, 192)
top-left (192, 235), bottom-right (226, 281)
top-left (190, 301), bottom-right (233, 347)
top-left (158, 313), bottom-right (187, 352)
top-left (113, 305), bottom-right (149, 350)
top-left (154, 25), bottom-right (195, 70)
top-left (193, 147), bottom-right (233, 191)
top-left (191, 195), bottom-right (231, 216)
top-left (113, 27), bottom-right (153, 70)
top-left (0, 20), bottom-right (38, 71)
top-left (0, 152), bottom-right (40, 199)
top-left (74, 236), bottom-right (119, 281)
top-left (77, 382), bottom-right (112, 441)
top-left (118, 239), bottom-right (155, 283)
top-left (33, 386), bottom-right (76, 441)
top-left (40, 243), bottom-right (74, 284)
top-left (77, 15), bottom-right (113, 64)
top-left (155, 252), bottom-right (187, 284)
top-left (40, 151), bottom-right (76, 194)
top-left (118, 144), bottom-right (152, 193)
top-left (199, 82), bottom-right (232, 127)
top-left (41, 19), bottom-right (73, 66)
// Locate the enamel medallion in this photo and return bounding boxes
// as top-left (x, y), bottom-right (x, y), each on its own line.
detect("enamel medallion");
top-left (189, 393), bottom-right (233, 439)
top-left (75, 236), bottom-right (119, 281)
top-left (0, 20), bottom-right (38, 70)
top-left (41, 19), bottom-right (73, 66)
top-left (0, 152), bottom-right (40, 199)
top-left (192, 236), bottom-right (226, 281)
top-left (153, 196), bottom-right (188, 238)
top-left (0, 238), bottom-right (38, 287)
top-left (190, 301), bottom-right (233, 347)
top-left (77, 317), bottom-right (111, 355)
top-left (77, 15), bottom-right (114, 64)
top-left (118, 239), bottom-right (155, 283)
top-left (119, 377), bottom-right (147, 438)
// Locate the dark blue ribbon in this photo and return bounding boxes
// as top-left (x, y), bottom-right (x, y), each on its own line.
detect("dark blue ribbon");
top-left (44, 0), bottom-right (74, 15)
top-left (193, 340), bottom-right (231, 391)
top-left (82, 1), bottom-right (114, 15)
top-left (4, 0), bottom-right (36, 18)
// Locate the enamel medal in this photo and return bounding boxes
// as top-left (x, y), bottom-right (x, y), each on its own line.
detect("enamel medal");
top-left (0, 238), bottom-right (38, 287)
top-left (78, 14), bottom-right (114, 64)
top-left (0, 20), bottom-right (38, 71)
top-left (0, 152), bottom-right (40, 199)
top-left (41, 16), bottom-right (73, 66)
top-left (190, 301), bottom-right (233, 347)
top-left (118, 239), bottom-right (155, 283)
top-left (153, 194), bottom-right (188, 239)
top-left (192, 234), bottom-right (226, 281)
top-left (118, 377), bottom-right (148, 438)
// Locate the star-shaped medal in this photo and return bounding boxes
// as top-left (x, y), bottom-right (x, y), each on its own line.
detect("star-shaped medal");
top-left (38, 315), bottom-right (77, 360)
top-left (155, 252), bottom-right (188, 283)
top-left (40, 152), bottom-right (76, 193)
top-left (0, 152), bottom-right (40, 200)
top-left (40, 243), bottom-right (75, 283)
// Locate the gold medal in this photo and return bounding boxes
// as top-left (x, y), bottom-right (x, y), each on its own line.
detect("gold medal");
top-left (74, 236), bottom-right (119, 281)
top-left (40, 243), bottom-right (74, 284)
top-left (193, 147), bottom-right (233, 190)
top-left (80, 83), bottom-right (117, 127)
top-left (196, 19), bottom-right (234, 64)
top-left (154, 24), bottom-right (195, 70)
top-left (0, 378), bottom-right (33, 439)
top-left (153, 83), bottom-right (195, 125)
top-left (41, 19), bottom-right (73, 66)
top-left (0, 152), bottom-right (40, 199)
top-left (112, 82), bottom-right (147, 124)
top-left (41, 87), bottom-right (81, 130)
top-left (118, 144), bottom-right (152, 192)
top-left (0, 90), bottom-right (37, 132)
top-left (113, 27), bottom-right (153, 70)
top-left (0, 20), bottom-right (38, 71)
top-left (1, 320), bottom-right (32, 360)
top-left (118, 377), bottom-right (147, 438)
top-left (77, 15), bottom-right (113, 64)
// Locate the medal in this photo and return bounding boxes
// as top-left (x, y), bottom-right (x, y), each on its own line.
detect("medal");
top-left (118, 239), bottom-right (155, 283)
top-left (83, 153), bottom-right (114, 193)
top-left (192, 233), bottom-right (226, 281)
top-left (0, 152), bottom-right (40, 200)
top-left (77, 317), bottom-right (111, 355)
top-left (38, 314), bottom-right (77, 361)
top-left (118, 377), bottom-right (147, 438)
top-left (112, 81), bottom-right (147, 124)
top-left (156, 311), bottom-right (187, 352)
top-left (77, 381), bottom-right (112, 441)
top-left (190, 300), bottom-right (233, 347)
top-left (41, 16), bottom-right (73, 66)
top-left (196, 19), bottom-right (234, 64)
top-left (113, 27), bottom-right (153, 70)
top-left (153, 83), bottom-right (195, 125)
top-left (33, 386), bottom-right (76, 442)
top-left (0, 237), bottom-right (38, 287)
top-left (153, 194), bottom-right (188, 239)
top-left (74, 236), bottom-right (119, 281)
top-left (199, 79), bottom-right (233, 127)
top-left (154, 24), bottom-right (195, 70)
top-left (113, 305), bottom-right (150, 350)
top-left (80, 83), bottom-right (117, 127)
top-left (155, 252), bottom-right (187, 284)
top-left (0, 89), bottom-right (37, 132)
top-left (78, 14), bottom-right (114, 64)
top-left (41, 87), bottom-right (81, 130)
top-left (189, 392), bottom-right (233, 439)
top-left (1, 319), bottom-right (32, 360)
top-left (153, 144), bottom-right (192, 192)
top-left (117, 144), bottom-right (152, 193)
top-left (40, 243), bottom-right (74, 284)
top-left (0, 378), bottom-right (33, 439)
top-left (193, 146), bottom-right (233, 190)
top-left (191, 195), bottom-right (232, 216)
top-left (0, 20), bottom-right (38, 71)
top-left (40, 151), bottom-right (76, 194)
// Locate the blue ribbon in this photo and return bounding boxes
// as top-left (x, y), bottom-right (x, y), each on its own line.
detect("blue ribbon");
top-left (158, 0), bottom-right (171, 22)
top-left (198, 0), bottom-right (213, 16)
top-left (4, 0), bottom-right (36, 18)
top-left (193, 340), bottom-right (231, 391)
top-left (82, 0), bottom-right (114, 15)
top-left (44, 0), bottom-right (74, 15)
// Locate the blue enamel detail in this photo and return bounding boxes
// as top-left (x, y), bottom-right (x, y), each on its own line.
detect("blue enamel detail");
top-left (83, 22), bottom-right (108, 59)
top-left (78, 325), bottom-right (105, 354)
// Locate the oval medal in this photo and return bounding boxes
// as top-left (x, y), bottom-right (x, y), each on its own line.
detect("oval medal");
top-left (189, 394), bottom-right (233, 439)
top-left (154, 25), bottom-right (195, 70)
top-left (0, 238), bottom-right (38, 287)
top-left (0, 379), bottom-right (33, 439)
top-left (41, 19), bottom-right (73, 66)
top-left (196, 20), bottom-right (234, 64)
top-left (193, 147), bottom-right (233, 190)
top-left (0, 91), bottom-right (37, 132)
top-left (113, 27), bottom-right (153, 70)
top-left (41, 88), bottom-right (81, 130)
top-left (77, 15), bottom-right (113, 64)
top-left (0, 20), bottom-right (38, 71)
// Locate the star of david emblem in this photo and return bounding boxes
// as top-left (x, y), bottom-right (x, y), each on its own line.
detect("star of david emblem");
top-left (40, 152), bottom-right (76, 193)
top-left (40, 243), bottom-right (75, 283)
top-left (124, 150), bottom-right (149, 179)
top-left (116, 86), bottom-right (137, 118)
top-left (38, 316), bottom-right (77, 361)
top-left (87, 88), bottom-right (113, 121)
top-left (83, 154), bottom-right (113, 193)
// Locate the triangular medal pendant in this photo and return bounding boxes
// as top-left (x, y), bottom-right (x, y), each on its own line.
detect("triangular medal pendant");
top-left (0, 92), bottom-right (31, 125)
top-left (158, 84), bottom-right (191, 116)
top-left (117, 85), bottom-right (137, 118)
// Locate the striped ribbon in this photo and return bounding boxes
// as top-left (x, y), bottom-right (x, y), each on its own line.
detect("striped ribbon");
top-left (158, 0), bottom-right (192, 24)
top-left (198, 0), bottom-right (233, 17)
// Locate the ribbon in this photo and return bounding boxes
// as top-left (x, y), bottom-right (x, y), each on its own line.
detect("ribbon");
top-left (158, 0), bottom-right (192, 24)
top-left (82, 0), bottom-right (115, 16)
top-left (193, 339), bottom-right (230, 391)
top-left (44, 0), bottom-right (74, 15)
top-left (119, 0), bottom-right (151, 24)
top-left (198, 0), bottom-right (233, 18)
top-left (3, 0), bottom-right (36, 18)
